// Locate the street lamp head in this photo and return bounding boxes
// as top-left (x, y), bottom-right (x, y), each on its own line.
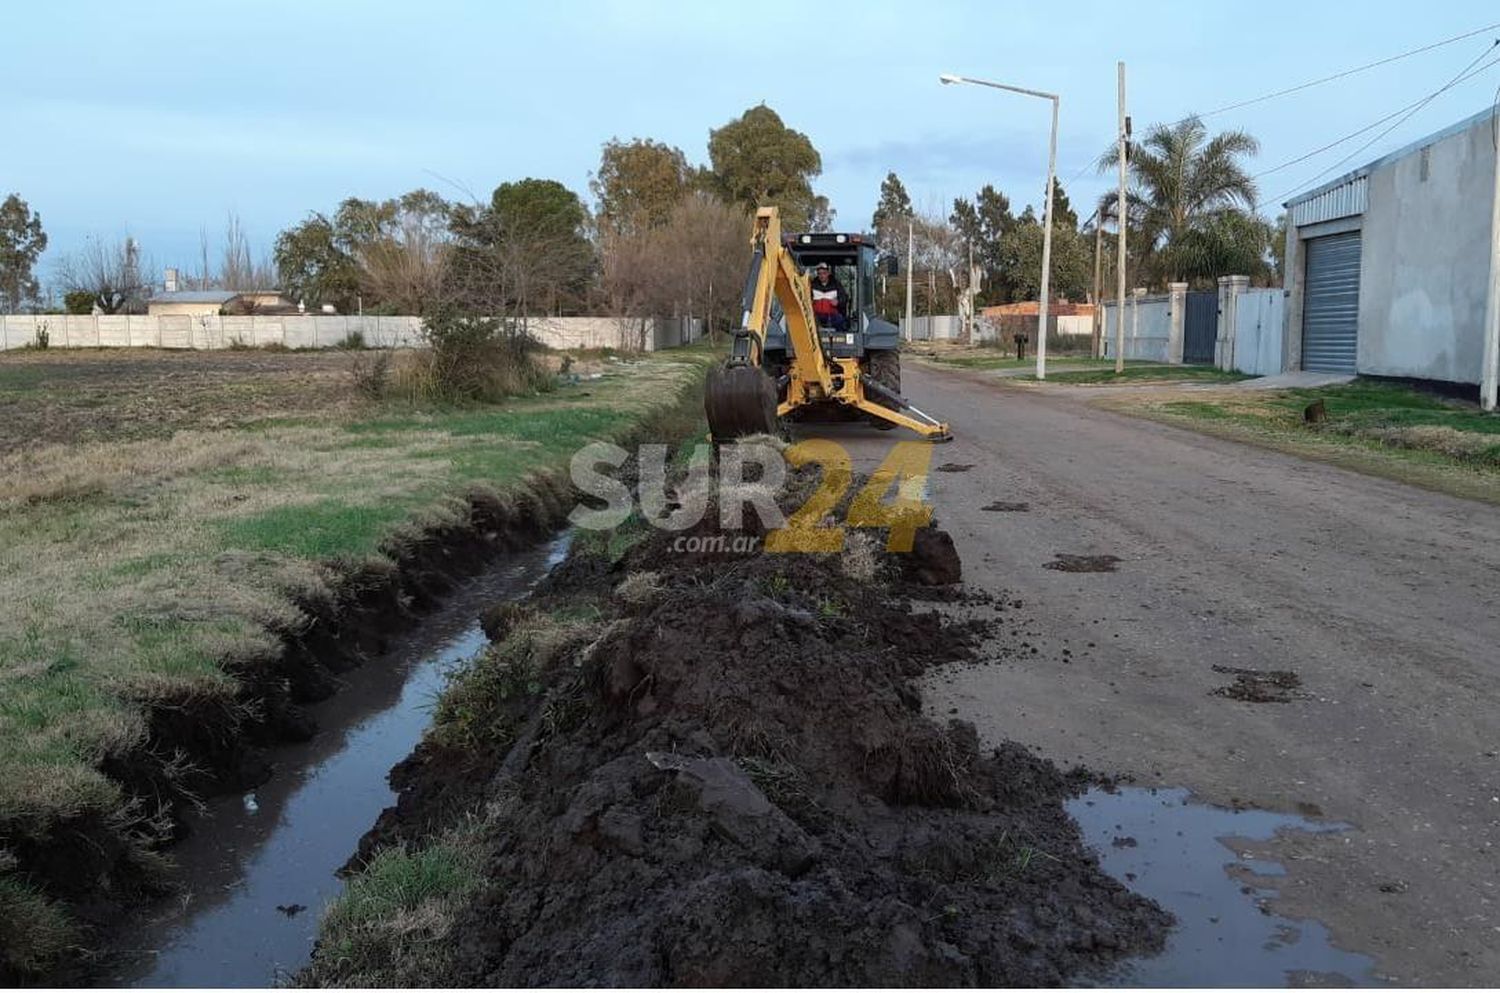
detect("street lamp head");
top-left (939, 73), bottom-right (963, 86)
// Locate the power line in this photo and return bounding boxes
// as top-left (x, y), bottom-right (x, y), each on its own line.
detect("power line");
top-left (1271, 42), bottom-right (1500, 205)
top-left (1195, 21), bottom-right (1500, 121)
top-left (1061, 22), bottom-right (1500, 189)
top-left (1254, 43), bottom-right (1500, 181)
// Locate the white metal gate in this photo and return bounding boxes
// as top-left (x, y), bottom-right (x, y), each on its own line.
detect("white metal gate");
top-left (1301, 232), bottom-right (1361, 373)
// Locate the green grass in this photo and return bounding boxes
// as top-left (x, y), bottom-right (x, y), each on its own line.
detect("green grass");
top-left (1024, 363), bottom-right (1252, 384)
top-left (222, 500), bottom-right (415, 560)
top-left (0, 344), bottom-right (715, 979)
top-left (310, 835), bottom-right (482, 986)
top-left (1114, 378), bottom-right (1500, 498)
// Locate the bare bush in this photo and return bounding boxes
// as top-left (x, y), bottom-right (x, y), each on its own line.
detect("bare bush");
top-left (393, 309), bottom-right (552, 403)
top-left (596, 193), bottom-right (748, 339)
top-left (55, 236), bottom-right (152, 314)
top-left (348, 350), bottom-right (393, 400)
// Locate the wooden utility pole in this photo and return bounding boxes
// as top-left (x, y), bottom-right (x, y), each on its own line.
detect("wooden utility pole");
top-left (1114, 61), bottom-right (1129, 374)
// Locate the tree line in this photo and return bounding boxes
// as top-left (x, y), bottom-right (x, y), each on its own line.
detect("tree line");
top-left (868, 113), bottom-right (1282, 318)
top-left (0, 108), bottom-right (1281, 323)
top-left (0, 104), bottom-right (830, 331)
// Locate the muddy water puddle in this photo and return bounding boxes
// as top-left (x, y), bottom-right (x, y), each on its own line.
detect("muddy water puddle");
top-left (1068, 786), bottom-right (1379, 987)
top-left (110, 535), bottom-right (570, 987)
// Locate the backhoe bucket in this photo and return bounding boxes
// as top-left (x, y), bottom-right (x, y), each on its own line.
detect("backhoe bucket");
top-left (705, 362), bottom-right (779, 440)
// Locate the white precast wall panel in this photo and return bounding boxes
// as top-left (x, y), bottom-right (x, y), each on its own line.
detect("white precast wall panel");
top-left (900, 316), bottom-right (963, 341)
top-left (1100, 296), bottom-right (1172, 361)
top-left (1232, 289), bottom-right (1285, 376)
top-left (0, 315), bottom-right (698, 352)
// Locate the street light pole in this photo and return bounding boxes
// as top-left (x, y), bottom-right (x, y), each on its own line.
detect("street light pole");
top-left (1115, 61), bottom-right (1129, 375)
top-left (940, 73), bottom-right (1059, 381)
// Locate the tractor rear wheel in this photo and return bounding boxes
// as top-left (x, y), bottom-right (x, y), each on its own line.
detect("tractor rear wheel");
top-left (865, 349), bottom-right (901, 429)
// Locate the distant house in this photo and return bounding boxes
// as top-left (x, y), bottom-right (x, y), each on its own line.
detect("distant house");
top-left (980, 301), bottom-right (1095, 319)
top-left (980, 300), bottom-right (1096, 342)
top-left (147, 289), bottom-right (298, 317)
top-left (146, 290), bottom-right (240, 317)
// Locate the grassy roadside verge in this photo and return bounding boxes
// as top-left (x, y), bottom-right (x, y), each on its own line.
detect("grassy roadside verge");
top-left (911, 350), bottom-right (1113, 372)
top-left (1100, 379), bottom-right (1500, 503)
top-left (0, 342), bottom-right (715, 980)
top-left (1021, 363), bottom-right (1250, 385)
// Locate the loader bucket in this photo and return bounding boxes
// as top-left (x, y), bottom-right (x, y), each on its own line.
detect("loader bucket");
top-left (705, 362), bottom-right (779, 440)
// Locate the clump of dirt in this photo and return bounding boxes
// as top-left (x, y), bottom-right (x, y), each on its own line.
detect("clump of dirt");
top-left (1044, 553), bottom-right (1122, 573)
top-left (935, 462), bottom-right (976, 473)
top-left (982, 500), bottom-right (1031, 513)
top-left (312, 477), bottom-right (1170, 986)
top-left (1211, 664), bottom-right (1303, 703)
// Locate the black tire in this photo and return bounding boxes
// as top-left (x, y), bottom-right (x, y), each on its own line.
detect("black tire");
top-left (865, 349), bottom-right (901, 429)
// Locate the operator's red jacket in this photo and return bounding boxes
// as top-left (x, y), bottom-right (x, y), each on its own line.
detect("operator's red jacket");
top-left (810, 275), bottom-right (847, 320)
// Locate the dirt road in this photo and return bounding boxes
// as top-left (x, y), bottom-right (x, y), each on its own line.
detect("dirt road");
top-left (821, 361), bottom-right (1500, 985)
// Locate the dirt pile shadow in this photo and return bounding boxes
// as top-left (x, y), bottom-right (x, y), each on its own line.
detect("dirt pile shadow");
top-left (311, 478), bottom-right (1171, 986)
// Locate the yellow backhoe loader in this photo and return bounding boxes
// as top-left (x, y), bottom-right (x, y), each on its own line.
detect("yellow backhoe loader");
top-left (704, 206), bottom-right (951, 441)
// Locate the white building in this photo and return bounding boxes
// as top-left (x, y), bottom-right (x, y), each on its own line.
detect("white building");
top-left (1282, 107), bottom-right (1500, 403)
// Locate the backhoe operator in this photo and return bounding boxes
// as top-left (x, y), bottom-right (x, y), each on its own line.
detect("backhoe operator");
top-left (809, 261), bottom-right (849, 333)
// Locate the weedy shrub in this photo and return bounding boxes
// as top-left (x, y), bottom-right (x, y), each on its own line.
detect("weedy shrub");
top-left (348, 349), bottom-right (393, 400)
top-left (395, 308), bottom-right (553, 403)
top-left (31, 323), bottom-right (49, 350)
top-left (337, 330), bottom-right (367, 350)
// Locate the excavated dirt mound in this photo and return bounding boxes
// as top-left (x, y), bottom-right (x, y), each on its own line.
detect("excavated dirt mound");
top-left (313, 488), bottom-right (1170, 986)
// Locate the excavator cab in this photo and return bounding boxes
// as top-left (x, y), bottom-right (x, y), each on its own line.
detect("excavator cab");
top-left (704, 207), bottom-right (949, 443)
top-left (762, 234), bottom-right (901, 367)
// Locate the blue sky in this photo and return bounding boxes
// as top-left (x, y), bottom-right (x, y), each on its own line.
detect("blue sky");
top-left (5, 0), bottom-right (1499, 293)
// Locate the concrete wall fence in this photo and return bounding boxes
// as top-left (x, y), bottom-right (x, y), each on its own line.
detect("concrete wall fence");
top-left (905, 314), bottom-right (1092, 345)
top-left (1101, 291), bottom-right (1174, 363)
top-left (1100, 279), bottom-right (1285, 375)
top-left (0, 314), bottom-right (703, 353)
top-left (901, 316), bottom-right (964, 341)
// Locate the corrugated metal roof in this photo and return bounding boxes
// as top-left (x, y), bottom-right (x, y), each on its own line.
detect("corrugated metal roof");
top-left (149, 290), bottom-right (239, 303)
top-left (1289, 176), bottom-right (1368, 227)
top-left (1284, 104), bottom-right (1499, 210)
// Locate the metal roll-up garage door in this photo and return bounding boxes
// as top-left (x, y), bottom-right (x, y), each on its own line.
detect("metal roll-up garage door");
top-left (1301, 231), bottom-right (1361, 373)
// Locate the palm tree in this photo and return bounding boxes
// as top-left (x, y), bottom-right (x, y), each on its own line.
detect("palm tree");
top-left (1097, 116), bottom-right (1266, 287)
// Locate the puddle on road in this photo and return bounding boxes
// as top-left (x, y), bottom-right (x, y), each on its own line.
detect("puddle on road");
top-left (1068, 786), bottom-right (1378, 987)
top-left (110, 535), bottom-right (570, 988)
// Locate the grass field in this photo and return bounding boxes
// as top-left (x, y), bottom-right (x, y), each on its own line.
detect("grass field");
top-left (0, 343), bottom-right (713, 975)
top-left (1105, 379), bottom-right (1500, 500)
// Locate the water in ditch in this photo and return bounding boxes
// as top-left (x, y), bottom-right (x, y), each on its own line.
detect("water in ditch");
top-left (1068, 786), bottom-right (1380, 987)
top-left (110, 534), bottom-right (570, 988)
